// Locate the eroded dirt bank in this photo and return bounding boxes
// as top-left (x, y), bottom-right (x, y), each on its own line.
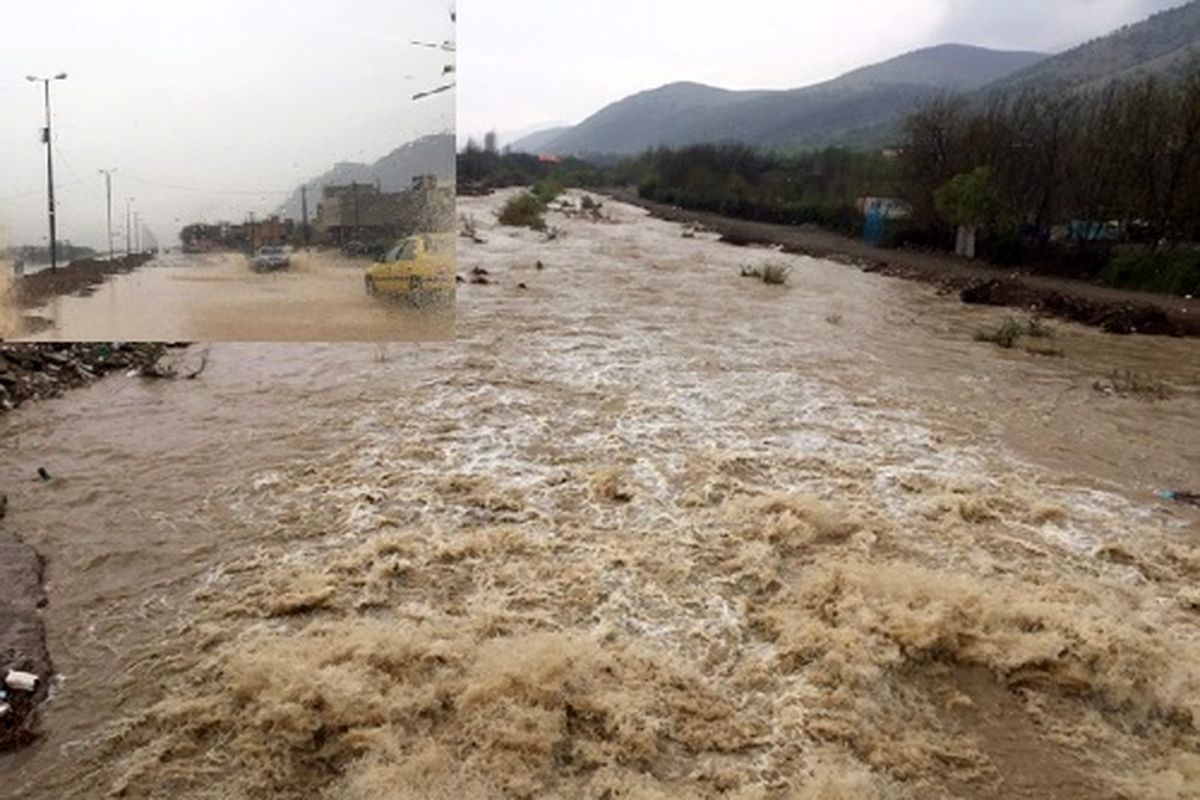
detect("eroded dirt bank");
top-left (609, 189), bottom-right (1200, 337)
top-left (5, 255), bottom-right (156, 308)
top-left (0, 524), bottom-right (51, 753)
top-left (0, 344), bottom-right (179, 413)
top-left (0, 190), bottom-right (1197, 799)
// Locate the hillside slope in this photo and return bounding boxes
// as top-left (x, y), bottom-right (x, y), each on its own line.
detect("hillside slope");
top-left (987, 0), bottom-right (1200, 92)
top-left (517, 45), bottom-right (1045, 155)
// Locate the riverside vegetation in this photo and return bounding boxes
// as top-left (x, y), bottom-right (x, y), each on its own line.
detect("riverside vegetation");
top-left (460, 59), bottom-right (1200, 299)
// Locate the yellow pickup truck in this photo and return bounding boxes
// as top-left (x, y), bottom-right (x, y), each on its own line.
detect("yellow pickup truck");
top-left (364, 233), bottom-right (455, 307)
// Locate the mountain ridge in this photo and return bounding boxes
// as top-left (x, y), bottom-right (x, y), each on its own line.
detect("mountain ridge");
top-left (512, 44), bottom-right (1046, 155)
top-left (512, 3), bottom-right (1200, 156)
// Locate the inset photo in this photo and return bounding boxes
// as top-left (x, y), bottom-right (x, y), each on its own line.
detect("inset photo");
top-left (1, 1), bottom-right (456, 342)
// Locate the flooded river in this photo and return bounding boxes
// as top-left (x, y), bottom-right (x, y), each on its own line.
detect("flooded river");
top-left (1, 250), bottom-right (453, 341)
top-left (1, 190), bottom-right (1197, 799)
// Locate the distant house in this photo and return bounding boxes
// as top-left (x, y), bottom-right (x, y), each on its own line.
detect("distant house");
top-left (857, 196), bottom-right (910, 220)
top-left (538, 154), bottom-right (562, 165)
top-left (314, 175), bottom-right (454, 244)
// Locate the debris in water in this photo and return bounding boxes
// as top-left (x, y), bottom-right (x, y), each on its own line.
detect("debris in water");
top-left (591, 466), bottom-right (633, 503)
top-left (4, 671), bottom-right (39, 693)
top-left (36, 468), bottom-right (50, 483)
top-left (1158, 490), bottom-right (1200, 507)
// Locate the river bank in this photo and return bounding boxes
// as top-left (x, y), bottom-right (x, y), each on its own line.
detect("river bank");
top-left (609, 189), bottom-right (1200, 337)
top-left (0, 342), bottom-right (186, 754)
top-left (0, 343), bottom-right (181, 413)
top-left (0, 523), bottom-right (50, 753)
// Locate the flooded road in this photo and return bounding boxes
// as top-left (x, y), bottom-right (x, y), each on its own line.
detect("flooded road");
top-left (1, 190), bottom-right (1197, 799)
top-left (1, 250), bottom-right (453, 341)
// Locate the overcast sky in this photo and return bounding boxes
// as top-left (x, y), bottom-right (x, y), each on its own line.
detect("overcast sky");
top-left (459, 0), bottom-right (1185, 145)
top-left (0, 0), bottom-right (454, 250)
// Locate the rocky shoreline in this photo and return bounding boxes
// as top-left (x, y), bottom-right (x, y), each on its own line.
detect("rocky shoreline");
top-left (0, 343), bottom-right (176, 414)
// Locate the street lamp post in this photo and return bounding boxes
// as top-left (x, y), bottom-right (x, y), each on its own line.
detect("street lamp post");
top-left (26, 73), bottom-right (68, 270)
top-left (99, 168), bottom-right (117, 262)
top-left (125, 198), bottom-right (134, 258)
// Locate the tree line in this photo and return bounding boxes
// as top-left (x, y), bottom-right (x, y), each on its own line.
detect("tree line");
top-left (459, 61), bottom-right (1200, 295)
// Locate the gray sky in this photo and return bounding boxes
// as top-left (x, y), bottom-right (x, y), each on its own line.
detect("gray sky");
top-left (1, 0), bottom-right (454, 250)
top-left (459, 0), bottom-right (1184, 145)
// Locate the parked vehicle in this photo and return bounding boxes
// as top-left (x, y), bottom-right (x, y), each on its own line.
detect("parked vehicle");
top-left (251, 246), bottom-right (291, 272)
top-left (364, 233), bottom-right (454, 307)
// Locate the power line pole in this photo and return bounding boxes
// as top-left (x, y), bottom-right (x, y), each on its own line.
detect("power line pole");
top-left (99, 168), bottom-right (117, 261)
top-left (301, 185), bottom-right (310, 246)
top-left (27, 73), bottom-right (68, 270)
top-left (133, 211), bottom-right (141, 253)
top-left (125, 198), bottom-right (134, 258)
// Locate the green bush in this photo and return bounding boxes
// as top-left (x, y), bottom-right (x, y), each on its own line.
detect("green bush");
top-left (740, 264), bottom-right (790, 285)
top-left (531, 177), bottom-right (563, 206)
top-left (974, 316), bottom-right (1032, 347)
top-left (1100, 248), bottom-right (1200, 297)
top-left (497, 193), bottom-right (547, 229)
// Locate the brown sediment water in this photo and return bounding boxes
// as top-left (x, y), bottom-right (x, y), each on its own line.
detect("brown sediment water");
top-left (2, 250), bottom-right (453, 342)
top-left (0, 189), bottom-right (1197, 798)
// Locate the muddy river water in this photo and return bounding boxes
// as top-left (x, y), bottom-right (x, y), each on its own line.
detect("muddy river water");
top-left (1, 250), bottom-right (453, 341)
top-left (1, 190), bottom-right (1197, 799)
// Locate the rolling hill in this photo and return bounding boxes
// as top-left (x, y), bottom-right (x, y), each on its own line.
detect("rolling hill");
top-left (511, 45), bottom-right (1046, 156)
top-left (988, 0), bottom-right (1200, 92)
top-left (514, 2), bottom-right (1200, 157)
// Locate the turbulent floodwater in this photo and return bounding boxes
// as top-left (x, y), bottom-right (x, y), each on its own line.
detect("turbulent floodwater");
top-left (2, 251), bottom-right (453, 341)
top-left (1, 190), bottom-right (1198, 799)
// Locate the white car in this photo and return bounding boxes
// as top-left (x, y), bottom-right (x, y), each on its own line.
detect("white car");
top-left (251, 246), bottom-right (291, 272)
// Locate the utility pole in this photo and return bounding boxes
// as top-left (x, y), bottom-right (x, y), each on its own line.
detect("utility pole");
top-left (133, 211), bottom-right (141, 253)
top-left (125, 198), bottom-right (134, 258)
top-left (99, 168), bottom-right (117, 261)
top-left (27, 73), bottom-right (68, 270)
top-left (301, 185), bottom-right (310, 246)
top-left (352, 182), bottom-right (361, 242)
